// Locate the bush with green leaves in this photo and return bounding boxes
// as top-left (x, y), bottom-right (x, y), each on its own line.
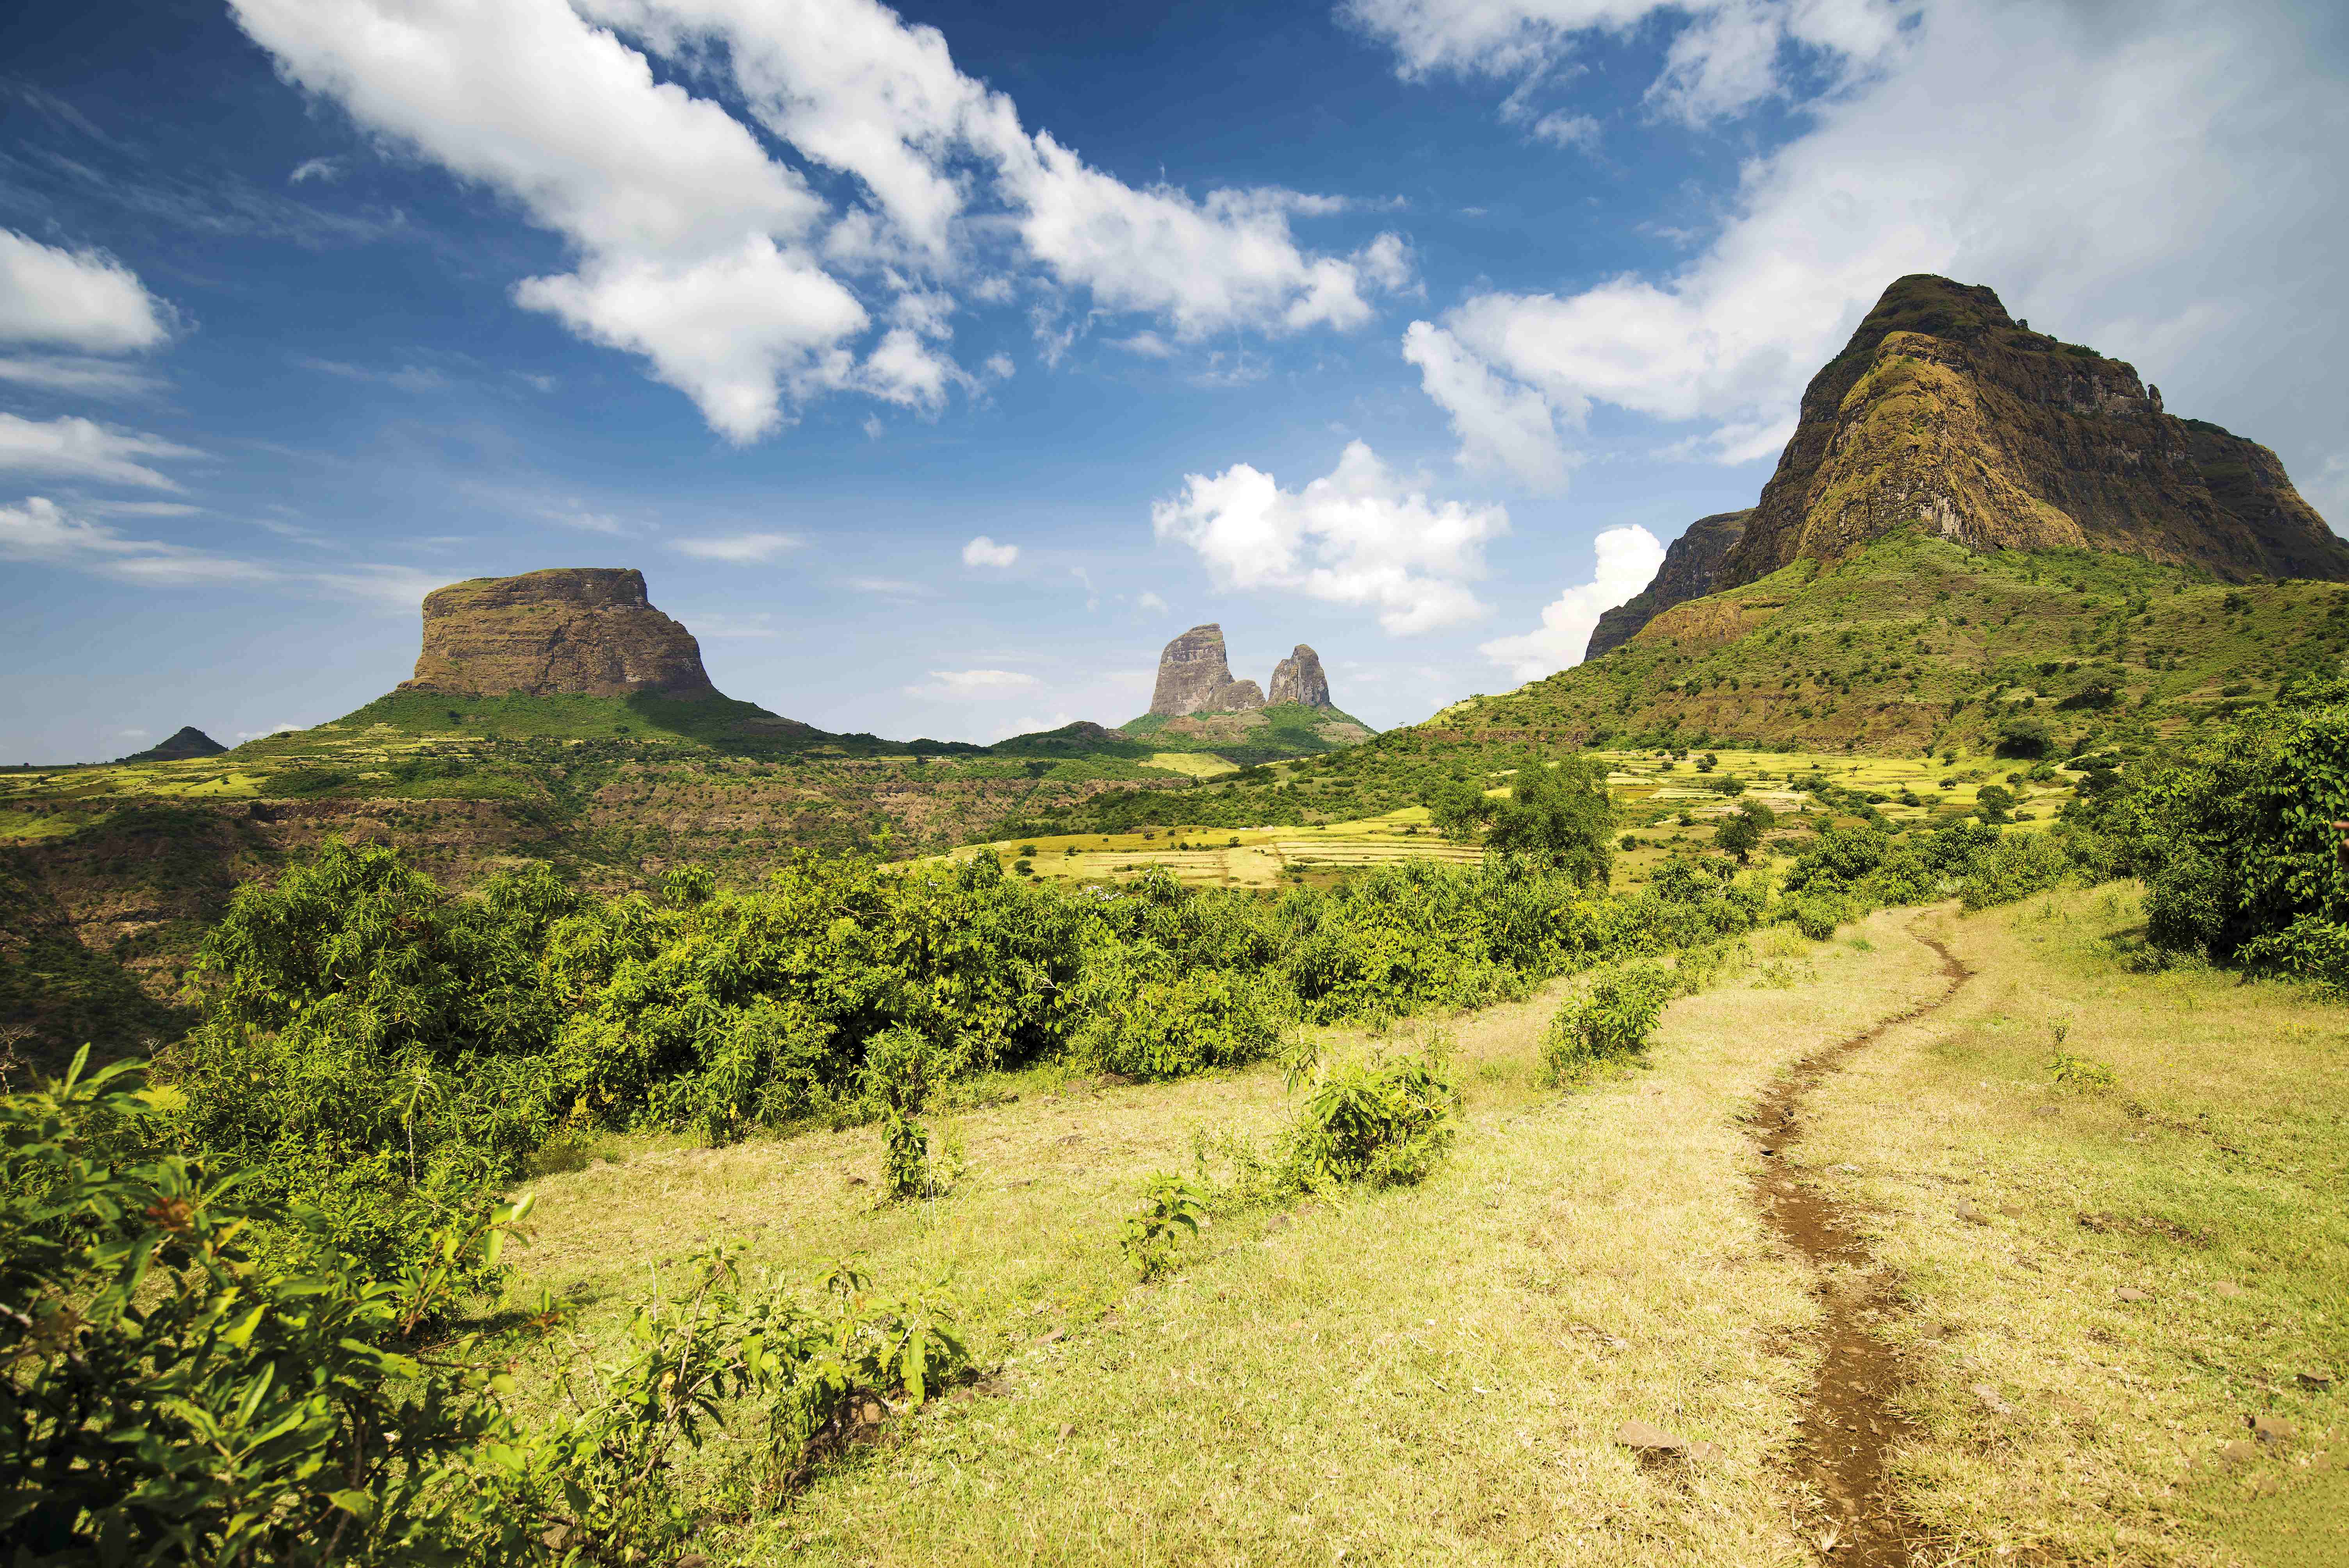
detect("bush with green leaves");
top-left (1119, 1172), bottom-right (1208, 1280)
top-left (1960, 830), bottom-right (2073, 911)
top-left (1280, 1048), bottom-right (1457, 1190)
top-left (2066, 693), bottom-right (2349, 982)
top-left (1428, 754), bottom-right (1614, 884)
top-left (0, 1051), bottom-right (966, 1566)
top-left (1540, 963), bottom-right (1672, 1084)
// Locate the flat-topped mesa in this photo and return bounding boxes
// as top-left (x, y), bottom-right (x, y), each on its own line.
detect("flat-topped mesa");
top-left (1267, 643), bottom-right (1334, 709)
top-left (1584, 510), bottom-right (1751, 660)
top-left (1149, 623), bottom-right (1265, 715)
top-left (398, 567), bottom-right (720, 699)
top-left (1720, 274), bottom-right (2349, 588)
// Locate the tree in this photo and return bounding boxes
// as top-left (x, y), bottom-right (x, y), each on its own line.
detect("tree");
top-left (1714, 800), bottom-right (1776, 863)
top-left (1975, 784), bottom-right (2016, 823)
top-left (1428, 755), bottom-right (1615, 886)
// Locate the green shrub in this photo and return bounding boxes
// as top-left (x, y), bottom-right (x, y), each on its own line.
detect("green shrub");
top-left (1789, 896), bottom-right (1843, 941)
top-left (2048, 1049), bottom-right (2117, 1089)
top-left (1280, 1049), bottom-right (1456, 1190)
top-left (1119, 1172), bottom-right (1207, 1279)
top-left (1540, 963), bottom-right (1671, 1083)
top-left (1960, 831), bottom-right (2072, 911)
top-left (1, 1051), bottom-right (968, 1566)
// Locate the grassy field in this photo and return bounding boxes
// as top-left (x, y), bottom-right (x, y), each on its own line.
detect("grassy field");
top-left (483, 884), bottom-right (2344, 1566)
top-left (942, 745), bottom-right (2081, 894)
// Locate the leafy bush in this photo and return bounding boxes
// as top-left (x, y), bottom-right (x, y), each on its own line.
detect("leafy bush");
top-left (1119, 1172), bottom-right (1207, 1280)
top-left (1975, 784), bottom-right (2016, 823)
top-left (2048, 1050), bottom-right (2117, 1089)
top-left (1280, 1049), bottom-right (1456, 1190)
top-left (0, 1051), bottom-right (967, 1566)
top-left (1960, 831), bottom-right (2072, 911)
top-left (1788, 895), bottom-right (1844, 941)
top-left (1429, 755), bottom-right (1614, 883)
top-left (1540, 963), bottom-right (1671, 1083)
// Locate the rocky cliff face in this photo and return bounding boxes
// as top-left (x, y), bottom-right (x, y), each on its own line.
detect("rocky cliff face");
top-left (1583, 510), bottom-right (1751, 660)
top-left (1721, 274), bottom-right (2349, 588)
top-left (398, 568), bottom-right (720, 699)
top-left (1150, 624), bottom-right (1265, 715)
top-left (1267, 644), bottom-right (1334, 708)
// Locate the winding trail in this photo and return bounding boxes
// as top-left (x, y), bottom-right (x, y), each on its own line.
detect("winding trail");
top-left (1748, 919), bottom-right (1971, 1565)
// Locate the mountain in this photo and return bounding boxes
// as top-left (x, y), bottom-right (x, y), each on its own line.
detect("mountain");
top-left (1148, 624), bottom-right (1265, 715)
top-left (1593, 275), bottom-right (2348, 652)
top-left (1116, 623), bottom-right (1372, 764)
top-left (118, 726), bottom-right (228, 763)
top-left (1585, 511), bottom-right (1750, 661)
top-left (1268, 644), bottom-right (1335, 708)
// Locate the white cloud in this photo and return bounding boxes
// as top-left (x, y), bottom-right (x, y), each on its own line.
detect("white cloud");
top-left (982, 353), bottom-right (1015, 379)
top-left (0, 495), bottom-right (274, 586)
top-left (962, 535), bottom-right (1018, 568)
top-left (1136, 590), bottom-right (1169, 614)
top-left (232, 0), bottom-right (1406, 442)
top-left (0, 230), bottom-right (173, 353)
top-left (0, 414), bottom-right (203, 491)
top-left (1479, 524), bottom-right (1666, 680)
top-left (1151, 440), bottom-right (1508, 634)
top-left (288, 156), bottom-right (344, 184)
top-left (908, 668), bottom-right (1042, 699)
top-left (1382, 0), bottom-right (2349, 491)
top-left (848, 575), bottom-right (931, 598)
top-left (1521, 110), bottom-right (1599, 150)
top-left (1401, 320), bottom-right (1571, 491)
top-left (295, 356), bottom-right (450, 392)
top-left (672, 530), bottom-right (803, 562)
top-left (0, 356), bottom-right (169, 399)
top-left (1113, 331), bottom-right (1176, 358)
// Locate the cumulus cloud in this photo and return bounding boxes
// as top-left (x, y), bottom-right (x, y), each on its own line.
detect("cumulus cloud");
top-left (230, 0), bottom-right (1406, 443)
top-left (0, 230), bottom-right (173, 353)
top-left (1401, 319), bottom-right (1571, 491)
top-left (288, 156), bottom-right (344, 184)
top-left (961, 535), bottom-right (1018, 568)
top-left (1137, 590), bottom-right (1169, 614)
top-left (1151, 441), bottom-right (1508, 634)
top-left (671, 530), bottom-right (802, 562)
top-left (0, 414), bottom-right (203, 490)
top-left (1378, 0), bottom-right (2349, 492)
top-left (1479, 524), bottom-right (1666, 680)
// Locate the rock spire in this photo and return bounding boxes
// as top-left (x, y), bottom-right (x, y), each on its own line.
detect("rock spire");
top-left (1267, 644), bottom-right (1334, 709)
top-left (399, 568), bottom-right (720, 699)
top-left (1148, 624), bottom-right (1264, 716)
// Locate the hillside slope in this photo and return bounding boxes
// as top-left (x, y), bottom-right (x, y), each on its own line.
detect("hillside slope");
top-left (1426, 532), bottom-right (2349, 756)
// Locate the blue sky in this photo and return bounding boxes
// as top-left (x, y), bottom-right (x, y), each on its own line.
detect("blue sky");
top-left (4, 0), bottom-right (2345, 761)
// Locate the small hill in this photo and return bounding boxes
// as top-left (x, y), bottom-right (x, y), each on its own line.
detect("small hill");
top-left (119, 726), bottom-right (227, 763)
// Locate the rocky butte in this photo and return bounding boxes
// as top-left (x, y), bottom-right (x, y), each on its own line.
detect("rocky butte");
top-left (1267, 644), bottom-right (1335, 709)
top-left (1590, 274), bottom-right (2349, 653)
top-left (398, 568), bottom-right (720, 699)
top-left (1149, 624), bottom-right (1265, 715)
top-left (1583, 511), bottom-right (1751, 661)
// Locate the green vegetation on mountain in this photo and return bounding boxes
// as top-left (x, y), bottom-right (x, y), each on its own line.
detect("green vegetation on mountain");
top-left (1433, 531), bottom-right (2349, 757)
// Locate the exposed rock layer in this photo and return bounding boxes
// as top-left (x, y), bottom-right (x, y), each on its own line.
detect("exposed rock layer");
top-left (399, 568), bottom-right (720, 699)
top-left (120, 727), bottom-right (228, 763)
top-left (1723, 274), bottom-right (2348, 588)
top-left (1149, 624), bottom-right (1265, 715)
top-left (1583, 511), bottom-right (1752, 661)
top-left (1267, 644), bottom-right (1334, 709)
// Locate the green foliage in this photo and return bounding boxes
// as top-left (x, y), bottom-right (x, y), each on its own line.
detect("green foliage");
top-left (1540, 964), bottom-right (1671, 1084)
top-left (0, 1050), bottom-right (968, 1566)
top-left (1788, 896), bottom-right (1844, 942)
top-left (1975, 783), bottom-right (2016, 823)
top-left (1119, 1172), bottom-right (1207, 1280)
top-left (2048, 1050), bottom-right (2118, 1090)
top-left (1430, 755), bottom-right (1615, 882)
top-left (1279, 1048), bottom-right (1457, 1191)
top-left (2070, 698), bottom-right (2349, 982)
top-left (1960, 832), bottom-right (2072, 911)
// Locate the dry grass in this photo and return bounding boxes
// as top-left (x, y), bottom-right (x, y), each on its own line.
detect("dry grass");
top-left (1799, 886), bottom-right (2348, 1566)
top-left (503, 909), bottom-right (1953, 1565)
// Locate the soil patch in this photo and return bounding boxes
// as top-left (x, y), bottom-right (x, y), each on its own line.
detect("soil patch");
top-left (1748, 919), bottom-right (1969, 1564)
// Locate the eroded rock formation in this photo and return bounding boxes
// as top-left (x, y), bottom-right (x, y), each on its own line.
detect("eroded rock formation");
top-left (399, 568), bottom-right (720, 699)
top-left (1149, 624), bottom-right (1264, 715)
top-left (1267, 644), bottom-right (1334, 709)
top-left (1583, 511), bottom-right (1752, 661)
top-left (1722, 274), bottom-right (2349, 586)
